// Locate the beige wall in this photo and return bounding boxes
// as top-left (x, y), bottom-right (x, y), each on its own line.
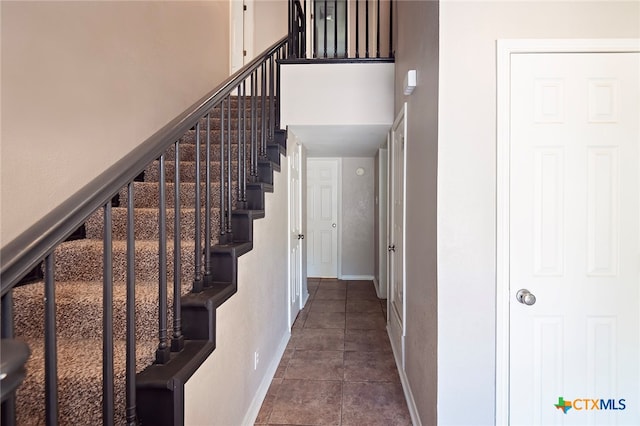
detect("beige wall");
top-left (1, 1), bottom-right (230, 248)
top-left (185, 161), bottom-right (289, 425)
top-left (341, 157), bottom-right (375, 277)
top-left (394, 1), bottom-right (439, 425)
top-left (253, 0), bottom-right (289, 55)
top-left (438, 1), bottom-right (640, 425)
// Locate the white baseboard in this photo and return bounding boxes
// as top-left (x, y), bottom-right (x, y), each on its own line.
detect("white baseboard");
top-left (339, 274), bottom-right (375, 281)
top-left (387, 325), bottom-right (422, 426)
top-left (242, 331), bottom-right (290, 426)
top-left (373, 277), bottom-right (382, 298)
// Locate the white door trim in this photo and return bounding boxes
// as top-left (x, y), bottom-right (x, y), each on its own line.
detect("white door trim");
top-left (495, 38), bottom-right (640, 425)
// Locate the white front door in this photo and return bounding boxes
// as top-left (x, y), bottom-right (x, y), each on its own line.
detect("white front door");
top-left (388, 104), bottom-right (406, 368)
top-left (508, 51), bottom-right (639, 425)
top-left (288, 143), bottom-right (303, 328)
top-left (307, 159), bottom-right (339, 278)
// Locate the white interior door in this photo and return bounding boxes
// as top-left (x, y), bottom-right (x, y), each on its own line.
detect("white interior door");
top-left (307, 159), bottom-right (339, 278)
top-left (288, 144), bottom-right (302, 328)
top-left (388, 104), bottom-right (406, 368)
top-left (509, 51), bottom-right (639, 425)
top-left (230, 0), bottom-right (253, 75)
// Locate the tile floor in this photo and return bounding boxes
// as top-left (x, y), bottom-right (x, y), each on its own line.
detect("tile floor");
top-left (255, 278), bottom-right (412, 425)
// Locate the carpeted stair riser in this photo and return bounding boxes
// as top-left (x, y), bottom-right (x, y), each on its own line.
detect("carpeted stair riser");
top-left (16, 338), bottom-right (157, 426)
top-left (51, 239), bottom-right (196, 283)
top-left (181, 129), bottom-right (256, 145)
top-left (144, 160), bottom-right (244, 183)
top-left (118, 181), bottom-right (239, 210)
top-left (13, 97), bottom-right (268, 425)
top-left (85, 206), bottom-right (222, 242)
top-left (164, 143), bottom-right (243, 162)
top-left (13, 280), bottom-right (185, 342)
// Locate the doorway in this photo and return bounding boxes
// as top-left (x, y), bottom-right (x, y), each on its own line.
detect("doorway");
top-left (306, 158), bottom-right (340, 278)
top-left (496, 40), bottom-right (640, 424)
top-left (388, 103), bottom-right (407, 369)
top-left (230, 0), bottom-right (254, 75)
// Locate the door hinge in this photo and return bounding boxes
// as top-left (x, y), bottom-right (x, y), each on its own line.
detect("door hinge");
top-left (243, 5), bottom-right (247, 11)
top-left (243, 50), bottom-right (247, 57)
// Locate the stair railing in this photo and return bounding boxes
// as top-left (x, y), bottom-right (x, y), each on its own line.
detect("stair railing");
top-left (289, 0), bottom-right (394, 60)
top-left (0, 36), bottom-right (288, 426)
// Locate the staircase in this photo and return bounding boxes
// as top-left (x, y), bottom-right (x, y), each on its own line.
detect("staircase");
top-left (1, 36), bottom-right (288, 426)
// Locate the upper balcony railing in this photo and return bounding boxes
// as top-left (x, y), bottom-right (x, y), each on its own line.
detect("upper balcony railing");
top-left (288, 0), bottom-right (394, 61)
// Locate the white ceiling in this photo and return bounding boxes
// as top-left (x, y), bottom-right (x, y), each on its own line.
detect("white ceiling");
top-left (288, 124), bottom-right (390, 158)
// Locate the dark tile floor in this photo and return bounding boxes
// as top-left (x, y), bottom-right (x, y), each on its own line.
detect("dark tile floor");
top-left (255, 278), bottom-right (412, 426)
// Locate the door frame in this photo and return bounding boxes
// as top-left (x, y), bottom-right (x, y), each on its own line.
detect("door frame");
top-left (388, 102), bottom-right (407, 368)
top-left (495, 38), bottom-right (640, 424)
top-left (287, 140), bottom-right (303, 329)
top-left (230, 0), bottom-right (254, 75)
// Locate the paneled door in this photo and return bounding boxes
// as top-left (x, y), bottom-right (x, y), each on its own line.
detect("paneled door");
top-left (288, 143), bottom-right (303, 328)
top-left (388, 104), bottom-right (406, 368)
top-left (307, 159), bottom-right (339, 277)
top-left (509, 51), bottom-right (639, 425)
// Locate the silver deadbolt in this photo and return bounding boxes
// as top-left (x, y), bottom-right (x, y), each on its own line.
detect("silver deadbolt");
top-left (516, 289), bottom-right (536, 306)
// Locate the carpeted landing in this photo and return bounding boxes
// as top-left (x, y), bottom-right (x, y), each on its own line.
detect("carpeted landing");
top-left (12, 107), bottom-right (259, 424)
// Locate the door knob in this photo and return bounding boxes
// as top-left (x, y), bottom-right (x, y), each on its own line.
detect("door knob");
top-left (332, 223), bottom-right (337, 228)
top-left (298, 234), bottom-right (304, 239)
top-left (516, 289), bottom-right (536, 306)
top-left (388, 245), bottom-right (395, 252)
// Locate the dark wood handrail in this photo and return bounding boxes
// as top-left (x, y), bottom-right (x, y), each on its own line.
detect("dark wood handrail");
top-left (0, 36), bottom-right (288, 296)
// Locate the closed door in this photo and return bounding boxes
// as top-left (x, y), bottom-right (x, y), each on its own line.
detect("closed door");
top-left (509, 52), bottom-right (639, 425)
top-left (388, 104), bottom-right (406, 366)
top-left (307, 159), bottom-right (339, 277)
top-left (289, 144), bottom-right (302, 328)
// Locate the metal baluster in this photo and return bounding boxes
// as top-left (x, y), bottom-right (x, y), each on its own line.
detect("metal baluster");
top-left (238, 82), bottom-right (245, 208)
top-left (269, 56), bottom-right (275, 143)
top-left (156, 155), bottom-right (170, 364)
top-left (261, 63), bottom-right (267, 158)
top-left (44, 253), bottom-right (58, 426)
top-left (376, 0), bottom-right (380, 57)
top-left (220, 99), bottom-right (227, 242)
top-left (226, 94), bottom-right (232, 238)
top-left (323, 0), bottom-right (328, 58)
top-left (103, 203), bottom-right (114, 425)
top-left (125, 182), bottom-right (137, 426)
top-left (275, 50), bottom-right (282, 131)
top-left (288, 0), bottom-right (292, 56)
top-left (365, 0), bottom-right (370, 58)
top-left (334, 0), bottom-right (338, 57)
top-left (251, 71), bottom-right (258, 181)
top-left (1, 291), bottom-right (17, 426)
top-left (389, 0), bottom-right (393, 58)
top-left (241, 80), bottom-right (247, 205)
top-left (355, 0), bottom-right (360, 58)
top-left (172, 141), bottom-right (184, 352)
top-left (194, 123), bottom-right (202, 292)
top-left (204, 113), bottom-right (212, 280)
top-left (313, 0), bottom-right (318, 58)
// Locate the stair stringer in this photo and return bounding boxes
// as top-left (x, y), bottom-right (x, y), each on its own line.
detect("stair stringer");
top-left (135, 140), bottom-right (286, 426)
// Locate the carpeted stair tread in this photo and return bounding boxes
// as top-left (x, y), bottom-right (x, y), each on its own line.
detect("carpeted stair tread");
top-left (53, 239), bottom-right (196, 282)
top-left (16, 337), bottom-right (157, 426)
top-left (13, 280), bottom-right (188, 342)
top-left (85, 206), bottom-right (221, 242)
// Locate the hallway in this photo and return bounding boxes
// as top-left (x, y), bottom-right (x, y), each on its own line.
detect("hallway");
top-left (255, 279), bottom-right (411, 425)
